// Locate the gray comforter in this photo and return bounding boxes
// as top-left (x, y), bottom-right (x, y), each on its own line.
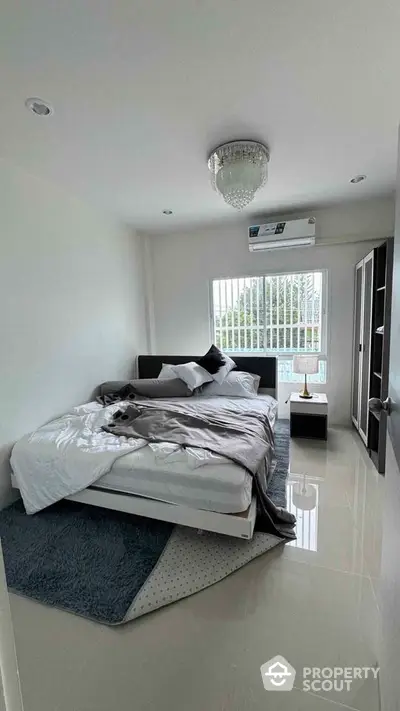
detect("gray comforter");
top-left (102, 397), bottom-right (296, 539)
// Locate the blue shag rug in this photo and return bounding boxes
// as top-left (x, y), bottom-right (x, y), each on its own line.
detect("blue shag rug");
top-left (0, 420), bottom-right (290, 624)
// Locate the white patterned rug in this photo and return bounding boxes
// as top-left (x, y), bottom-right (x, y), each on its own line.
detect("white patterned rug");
top-left (124, 526), bottom-right (282, 623)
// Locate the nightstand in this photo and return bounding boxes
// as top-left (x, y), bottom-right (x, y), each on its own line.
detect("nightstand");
top-left (290, 392), bottom-right (328, 440)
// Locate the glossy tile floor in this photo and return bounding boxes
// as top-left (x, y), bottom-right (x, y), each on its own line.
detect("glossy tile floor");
top-left (10, 427), bottom-right (384, 711)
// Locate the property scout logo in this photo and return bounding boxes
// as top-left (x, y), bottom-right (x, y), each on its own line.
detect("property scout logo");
top-left (260, 656), bottom-right (379, 692)
top-left (261, 656), bottom-right (296, 691)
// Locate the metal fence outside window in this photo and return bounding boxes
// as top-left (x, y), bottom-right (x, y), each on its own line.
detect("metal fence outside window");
top-left (212, 271), bottom-right (324, 355)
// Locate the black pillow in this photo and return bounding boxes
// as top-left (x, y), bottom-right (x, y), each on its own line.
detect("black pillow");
top-left (197, 344), bottom-right (234, 375)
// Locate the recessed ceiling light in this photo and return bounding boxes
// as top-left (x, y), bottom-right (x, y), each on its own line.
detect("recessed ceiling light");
top-left (25, 97), bottom-right (53, 116)
top-left (162, 209), bottom-right (173, 215)
top-left (350, 174), bottom-right (367, 184)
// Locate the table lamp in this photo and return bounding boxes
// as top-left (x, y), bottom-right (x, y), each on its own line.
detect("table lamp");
top-left (292, 355), bottom-right (319, 399)
top-left (292, 476), bottom-right (317, 511)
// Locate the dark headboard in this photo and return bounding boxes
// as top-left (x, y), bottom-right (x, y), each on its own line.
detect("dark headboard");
top-left (137, 355), bottom-right (277, 393)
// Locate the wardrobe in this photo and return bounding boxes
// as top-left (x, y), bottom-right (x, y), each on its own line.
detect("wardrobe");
top-left (351, 239), bottom-right (393, 473)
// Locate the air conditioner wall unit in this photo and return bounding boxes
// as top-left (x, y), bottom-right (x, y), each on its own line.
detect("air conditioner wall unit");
top-left (248, 217), bottom-right (316, 252)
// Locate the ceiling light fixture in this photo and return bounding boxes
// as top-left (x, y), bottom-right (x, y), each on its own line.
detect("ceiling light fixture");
top-left (162, 209), bottom-right (173, 215)
top-left (208, 140), bottom-right (270, 210)
top-left (350, 174), bottom-right (366, 184)
top-left (25, 97), bottom-right (53, 116)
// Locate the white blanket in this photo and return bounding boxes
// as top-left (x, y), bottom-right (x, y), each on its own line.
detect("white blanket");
top-left (11, 395), bottom-right (277, 514)
top-left (11, 402), bottom-right (149, 514)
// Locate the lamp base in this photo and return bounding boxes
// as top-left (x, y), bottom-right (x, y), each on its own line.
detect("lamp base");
top-left (299, 375), bottom-right (312, 399)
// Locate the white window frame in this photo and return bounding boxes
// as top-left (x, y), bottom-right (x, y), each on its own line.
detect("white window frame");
top-left (209, 268), bottom-right (328, 358)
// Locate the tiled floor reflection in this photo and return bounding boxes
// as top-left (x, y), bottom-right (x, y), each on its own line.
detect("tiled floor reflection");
top-left (287, 476), bottom-right (319, 551)
top-left (284, 428), bottom-right (384, 579)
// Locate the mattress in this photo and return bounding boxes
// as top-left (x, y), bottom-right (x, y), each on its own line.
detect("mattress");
top-left (93, 394), bottom-right (277, 514)
top-left (94, 448), bottom-right (253, 513)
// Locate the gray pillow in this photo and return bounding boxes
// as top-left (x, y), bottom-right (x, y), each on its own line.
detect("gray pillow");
top-left (99, 378), bottom-right (192, 400)
top-left (99, 381), bottom-right (134, 397)
top-left (129, 378), bottom-right (192, 398)
top-left (199, 371), bottom-right (260, 398)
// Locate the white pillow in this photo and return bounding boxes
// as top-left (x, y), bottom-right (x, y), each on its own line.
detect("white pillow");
top-left (160, 361), bottom-right (212, 391)
top-left (158, 363), bottom-right (177, 380)
top-left (200, 371), bottom-right (261, 398)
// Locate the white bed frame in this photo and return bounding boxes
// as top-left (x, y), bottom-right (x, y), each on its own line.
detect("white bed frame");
top-left (12, 356), bottom-right (277, 540)
top-left (70, 487), bottom-right (258, 539)
top-left (10, 474), bottom-right (257, 540)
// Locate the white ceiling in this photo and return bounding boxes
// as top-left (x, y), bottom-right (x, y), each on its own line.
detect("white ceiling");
top-left (1, 0), bottom-right (400, 231)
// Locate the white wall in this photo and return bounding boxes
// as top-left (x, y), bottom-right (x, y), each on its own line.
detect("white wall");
top-left (0, 159), bottom-right (147, 507)
top-left (147, 198), bottom-right (394, 426)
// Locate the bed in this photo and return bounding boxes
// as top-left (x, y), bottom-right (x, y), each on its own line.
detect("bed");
top-left (11, 355), bottom-right (279, 540)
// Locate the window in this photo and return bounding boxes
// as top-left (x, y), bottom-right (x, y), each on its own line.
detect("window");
top-left (211, 271), bottom-right (326, 356)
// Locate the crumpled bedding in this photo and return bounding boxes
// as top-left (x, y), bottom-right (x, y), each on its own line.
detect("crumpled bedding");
top-left (102, 397), bottom-right (296, 539)
top-left (10, 396), bottom-right (279, 517)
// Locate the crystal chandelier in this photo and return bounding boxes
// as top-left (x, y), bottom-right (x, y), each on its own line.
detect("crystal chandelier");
top-left (208, 140), bottom-right (270, 210)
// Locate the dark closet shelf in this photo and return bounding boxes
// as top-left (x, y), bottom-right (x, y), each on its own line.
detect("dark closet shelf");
top-left (353, 238), bottom-right (393, 475)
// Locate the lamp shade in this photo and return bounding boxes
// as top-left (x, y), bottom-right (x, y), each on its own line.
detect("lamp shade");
top-left (292, 481), bottom-right (317, 511)
top-left (292, 355), bottom-right (319, 375)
